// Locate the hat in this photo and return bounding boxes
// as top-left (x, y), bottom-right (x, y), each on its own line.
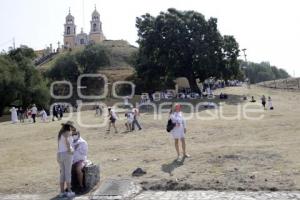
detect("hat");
top-left (61, 120), bottom-right (75, 128)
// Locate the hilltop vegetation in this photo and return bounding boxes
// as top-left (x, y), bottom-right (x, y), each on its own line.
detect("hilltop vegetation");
top-left (241, 61), bottom-right (290, 83)
top-left (40, 40), bottom-right (137, 72)
top-left (0, 46), bottom-right (50, 116)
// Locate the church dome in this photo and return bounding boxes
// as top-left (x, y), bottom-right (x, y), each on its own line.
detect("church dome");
top-left (92, 6), bottom-right (100, 17)
top-left (66, 9), bottom-right (74, 21)
top-left (66, 13), bottom-right (74, 20)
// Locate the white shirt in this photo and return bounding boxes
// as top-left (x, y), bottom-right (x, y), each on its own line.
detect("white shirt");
top-left (126, 112), bottom-right (134, 123)
top-left (31, 106), bottom-right (38, 114)
top-left (58, 133), bottom-right (73, 153)
top-left (111, 110), bottom-right (117, 119)
top-left (72, 137), bottom-right (88, 163)
top-left (124, 97), bottom-right (129, 105)
top-left (268, 99), bottom-right (273, 107)
top-left (170, 112), bottom-right (186, 138)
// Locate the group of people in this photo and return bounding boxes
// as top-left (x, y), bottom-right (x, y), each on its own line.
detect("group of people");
top-left (9, 104), bottom-right (47, 123)
top-left (106, 106), bottom-right (142, 133)
top-left (57, 121), bottom-right (88, 198)
top-left (249, 95), bottom-right (274, 110)
top-left (52, 103), bottom-right (68, 121)
top-left (124, 107), bottom-right (142, 132)
top-left (261, 95), bottom-right (274, 110)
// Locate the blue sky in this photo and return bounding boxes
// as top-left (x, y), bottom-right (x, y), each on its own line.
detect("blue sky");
top-left (0, 0), bottom-right (299, 76)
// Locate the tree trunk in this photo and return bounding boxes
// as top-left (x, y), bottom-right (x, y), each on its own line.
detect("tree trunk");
top-left (186, 72), bottom-right (200, 93)
top-left (0, 106), bottom-right (4, 117)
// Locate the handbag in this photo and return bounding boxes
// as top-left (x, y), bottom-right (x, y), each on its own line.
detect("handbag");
top-left (166, 119), bottom-right (176, 132)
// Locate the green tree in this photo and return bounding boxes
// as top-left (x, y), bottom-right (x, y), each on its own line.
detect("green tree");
top-left (135, 8), bottom-right (241, 92)
top-left (47, 53), bottom-right (80, 82)
top-left (221, 35), bottom-right (240, 80)
top-left (242, 61), bottom-right (290, 83)
top-left (0, 55), bottom-right (23, 116)
top-left (75, 44), bottom-right (110, 74)
top-left (8, 46), bottom-right (50, 110)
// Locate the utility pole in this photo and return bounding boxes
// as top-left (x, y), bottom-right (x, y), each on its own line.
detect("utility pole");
top-left (241, 48), bottom-right (250, 88)
top-left (242, 48), bottom-right (247, 62)
top-left (13, 37), bottom-right (15, 49)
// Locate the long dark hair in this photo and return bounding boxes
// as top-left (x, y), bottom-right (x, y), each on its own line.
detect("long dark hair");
top-left (58, 124), bottom-right (71, 140)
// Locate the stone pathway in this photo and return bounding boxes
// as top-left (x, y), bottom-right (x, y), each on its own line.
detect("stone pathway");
top-left (2, 191), bottom-right (300, 200)
top-left (133, 191), bottom-right (300, 200)
top-left (0, 194), bottom-right (90, 200)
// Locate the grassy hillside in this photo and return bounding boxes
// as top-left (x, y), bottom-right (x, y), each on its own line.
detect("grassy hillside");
top-left (38, 40), bottom-right (137, 73)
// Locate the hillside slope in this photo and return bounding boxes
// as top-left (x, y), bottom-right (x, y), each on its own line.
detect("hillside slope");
top-left (38, 40), bottom-right (137, 72)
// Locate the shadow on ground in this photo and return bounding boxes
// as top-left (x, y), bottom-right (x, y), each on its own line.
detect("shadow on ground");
top-left (161, 158), bottom-right (185, 176)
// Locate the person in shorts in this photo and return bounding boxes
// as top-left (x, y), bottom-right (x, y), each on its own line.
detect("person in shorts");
top-left (107, 107), bottom-right (118, 133)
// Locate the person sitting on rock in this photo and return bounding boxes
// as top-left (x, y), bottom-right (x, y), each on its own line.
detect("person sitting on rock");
top-left (72, 130), bottom-right (88, 192)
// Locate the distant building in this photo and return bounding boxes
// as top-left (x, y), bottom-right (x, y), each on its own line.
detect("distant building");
top-left (63, 6), bottom-right (105, 49)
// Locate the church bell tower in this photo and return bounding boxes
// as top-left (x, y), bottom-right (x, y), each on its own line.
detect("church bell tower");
top-left (63, 8), bottom-right (76, 49)
top-left (89, 5), bottom-right (105, 43)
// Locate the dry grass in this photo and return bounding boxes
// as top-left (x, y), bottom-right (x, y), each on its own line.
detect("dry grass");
top-left (1, 86), bottom-right (300, 196)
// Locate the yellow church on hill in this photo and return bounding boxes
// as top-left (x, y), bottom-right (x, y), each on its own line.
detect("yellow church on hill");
top-left (63, 6), bottom-right (105, 49)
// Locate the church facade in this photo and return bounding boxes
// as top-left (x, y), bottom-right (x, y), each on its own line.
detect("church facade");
top-left (63, 7), bottom-right (105, 49)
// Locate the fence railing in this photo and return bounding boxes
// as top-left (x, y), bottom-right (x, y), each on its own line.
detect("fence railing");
top-left (258, 78), bottom-right (300, 90)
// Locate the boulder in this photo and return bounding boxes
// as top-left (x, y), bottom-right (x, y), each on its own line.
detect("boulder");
top-left (71, 162), bottom-right (100, 193)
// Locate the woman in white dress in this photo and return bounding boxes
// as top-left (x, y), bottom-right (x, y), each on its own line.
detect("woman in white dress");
top-left (268, 96), bottom-right (274, 110)
top-left (9, 107), bottom-right (18, 123)
top-left (40, 109), bottom-right (48, 122)
top-left (170, 104), bottom-right (190, 161)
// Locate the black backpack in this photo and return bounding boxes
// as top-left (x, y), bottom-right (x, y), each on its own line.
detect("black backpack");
top-left (166, 119), bottom-right (176, 132)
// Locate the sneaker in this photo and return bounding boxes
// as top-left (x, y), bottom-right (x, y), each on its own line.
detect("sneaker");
top-left (58, 192), bottom-right (66, 198)
top-left (183, 154), bottom-right (191, 158)
top-left (66, 191), bottom-right (75, 198)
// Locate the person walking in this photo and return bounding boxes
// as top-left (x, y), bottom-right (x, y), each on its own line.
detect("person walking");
top-left (125, 111), bottom-right (134, 132)
top-left (169, 104), bottom-right (190, 162)
top-left (57, 121), bottom-right (76, 198)
top-left (107, 107), bottom-right (118, 133)
top-left (9, 107), bottom-right (18, 124)
top-left (132, 107), bottom-right (142, 131)
top-left (40, 108), bottom-right (48, 122)
top-left (31, 104), bottom-right (38, 123)
top-left (261, 95), bottom-right (266, 109)
top-left (18, 107), bottom-right (25, 123)
top-left (268, 96), bottom-right (274, 110)
top-left (52, 104), bottom-right (59, 121)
